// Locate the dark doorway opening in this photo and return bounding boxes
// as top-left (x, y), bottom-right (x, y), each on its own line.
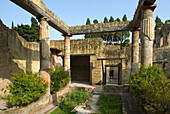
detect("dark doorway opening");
top-left (71, 56), bottom-right (90, 82)
top-left (103, 64), bottom-right (122, 85)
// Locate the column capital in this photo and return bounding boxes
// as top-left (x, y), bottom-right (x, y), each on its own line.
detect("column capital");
top-left (62, 33), bottom-right (72, 37)
top-left (140, 4), bottom-right (157, 11)
top-left (37, 16), bottom-right (49, 22)
top-left (131, 28), bottom-right (141, 32)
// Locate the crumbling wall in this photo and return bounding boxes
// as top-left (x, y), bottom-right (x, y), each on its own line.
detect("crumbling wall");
top-left (102, 45), bottom-right (131, 84)
top-left (153, 47), bottom-right (170, 78)
top-left (51, 38), bottom-right (103, 56)
top-left (155, 23), bottom-right (170, 48)
top-left (0, 20), bottom-right (40, 97)
top-left (51, 38), bottom-right (131, 85)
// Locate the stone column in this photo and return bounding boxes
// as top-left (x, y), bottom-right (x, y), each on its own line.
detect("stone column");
top-left (63, 33), bottom-right (72, 76)
top-left (38, 17), bottom-right (50, 96)
top-left (140, 5), bottom-right (156, 67)
top-left (131, 30), bottom-right (140, 73)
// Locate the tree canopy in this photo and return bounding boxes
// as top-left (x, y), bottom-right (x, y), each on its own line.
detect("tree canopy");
top-left (84, 15), bottom-right (130, 48)
top-left (12, 17), bottom-right (40, 42)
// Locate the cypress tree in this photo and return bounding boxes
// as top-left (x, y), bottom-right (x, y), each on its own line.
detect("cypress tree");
top-left (109, 16), bottom-right (115, 42)
top-left (85, 18), bottom-right (92, 38)
top-left (11, 21), bottom-right (14, 30)
top-left (109, 16), bottom-right (114, 23)
top-left (104, 17), bottom-right (108, 23)
top-left (116, 18), bottom-right (121, 22)
top-left (122, 14), bottom-right (130, 41)
top-left (155, 16), bottom-right (163, 29)
top-left (122, 14), bottom-right (127, 22)
top-left (86, 18), bottom-right (91, 25)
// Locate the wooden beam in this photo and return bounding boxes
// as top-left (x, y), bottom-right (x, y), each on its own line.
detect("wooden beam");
top-left (10, 0), bottom-right (69, 34)
top-left (132, 0), bottom-right (156, 28)
top-left (97, 58), bottom-right (127, 60)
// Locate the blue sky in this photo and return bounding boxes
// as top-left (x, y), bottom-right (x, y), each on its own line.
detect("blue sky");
top-left (0, 0), bottom-right (170, 40)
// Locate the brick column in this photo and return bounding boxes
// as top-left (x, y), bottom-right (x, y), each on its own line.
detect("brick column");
top-left (131, 29), bottom-right (140, 73)
top-left (140, 5), bottom-right (157, 68)
top-left (38, 17), bottom-right (50, 96)
top-left (63, 33), bottom-right (72, 76)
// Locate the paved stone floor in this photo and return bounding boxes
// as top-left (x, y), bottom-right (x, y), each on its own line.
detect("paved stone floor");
top-left (71, 83), bottom-right (102, 114)
top-left (0, 99), bottom-right (8, 114)
top-left (0, 82), bottom-right (142, 114)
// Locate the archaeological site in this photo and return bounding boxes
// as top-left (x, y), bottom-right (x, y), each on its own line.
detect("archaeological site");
top-left (0, 0), bottom-right (169, 113)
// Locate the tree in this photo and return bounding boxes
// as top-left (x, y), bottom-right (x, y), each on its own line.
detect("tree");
top-left (115, 18), bottom-right (122, 44)
top-left (155, 16), bottom-right (163, 29)
top-left (165, 20), bottom-right (170, 24)
top-left (85, 18), bottom-right (92, 38)
top-left (122, 14), bottom-right (130, 42)
top-left (93, 19), bottom-right (98, 24)
top-left (102, 17), bottom-right (109, 41)
top-left (86, 18), bottom-right (91, 25)
top-left (116, 18), bottom-right (121, 22)
top-left (122, 14), bottom-right (127, 22)
top-left (92, 19), bottom-right (100, 38)
top-left (108, 16), bottom-right (116, 42)
top-left (109, 16), bottom-right (114, 23)
top-left (13, 17), bottom-right (40, 42)
top-left (104, 17), bottom-right (108, 23)
top-left (11, 21), bottom-right (14, 30)
top-left (84, 16), bottom-right (130, 48)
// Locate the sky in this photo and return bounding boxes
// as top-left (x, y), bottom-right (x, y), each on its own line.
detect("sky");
top-left (0, 0), bottom-right (170, 40)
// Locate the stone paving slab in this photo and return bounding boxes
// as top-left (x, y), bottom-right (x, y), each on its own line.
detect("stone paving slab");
top-left (72, 95), bottom-right (100, 114)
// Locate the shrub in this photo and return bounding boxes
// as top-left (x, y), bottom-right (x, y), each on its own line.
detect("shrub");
top-left (51, 89), bottom-right (91, 114)
top-left (50, 66), bottom-right (71, 92)
top-left (130, 65), bottom-right (170, 113)
top-left (2, 71), bottom-right (48, 106)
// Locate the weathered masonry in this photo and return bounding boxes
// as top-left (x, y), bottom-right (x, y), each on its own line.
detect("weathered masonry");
top-left (7, 0), bottom-right (160, 85)
top-left (51, 38), bottom-right (131, 85)
top-left (1, 0), bottom-right (170, 112)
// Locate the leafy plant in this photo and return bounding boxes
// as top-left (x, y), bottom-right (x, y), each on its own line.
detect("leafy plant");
top-left (50, 66), bottom-right (71, 92)
top-left (2, 71), bottom-right (48, 106)
top-left (130, 65), bottom-right (170, 113)
top-left (51, 89), bottom-right (91, 114)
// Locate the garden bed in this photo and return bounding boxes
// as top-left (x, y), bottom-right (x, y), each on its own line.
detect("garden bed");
top-left (51, 89), bottom-right (91, 114)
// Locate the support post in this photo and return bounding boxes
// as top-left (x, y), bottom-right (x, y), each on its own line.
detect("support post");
top-left (131, 29), bottom-right (140, 73)
top-left (63, 33), bottom-right (72, 76)
top-left (140, 5), bottom-right (157, 68)
top-left (38, 17), bottom-right (50, 96)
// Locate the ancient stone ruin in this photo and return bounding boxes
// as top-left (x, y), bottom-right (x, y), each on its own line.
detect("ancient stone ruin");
top-left (0, 0), bottom-right (170, 113)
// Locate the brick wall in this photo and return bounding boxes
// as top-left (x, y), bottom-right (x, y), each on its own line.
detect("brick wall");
top-left (92, 60), bottom-right (103, 85)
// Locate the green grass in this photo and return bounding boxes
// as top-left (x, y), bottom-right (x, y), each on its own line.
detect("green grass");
top-left (97, 94), bottom-right (123, 114)
top-left (51, 89), bottom-right (91, 114)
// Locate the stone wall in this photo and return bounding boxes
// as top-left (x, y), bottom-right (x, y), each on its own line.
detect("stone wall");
top-left (69, 21), bottom-right (132, 31)
top-left (0, 20), bottom-right (40, 97)
top-left (155, 23), bottom-right (170, 48)
top-left (153, 47), bottom-right (170, 78)
top-left (51, 38), bottom-right (131, 85)
top-left (51, 38), bottom-right (103, 56)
